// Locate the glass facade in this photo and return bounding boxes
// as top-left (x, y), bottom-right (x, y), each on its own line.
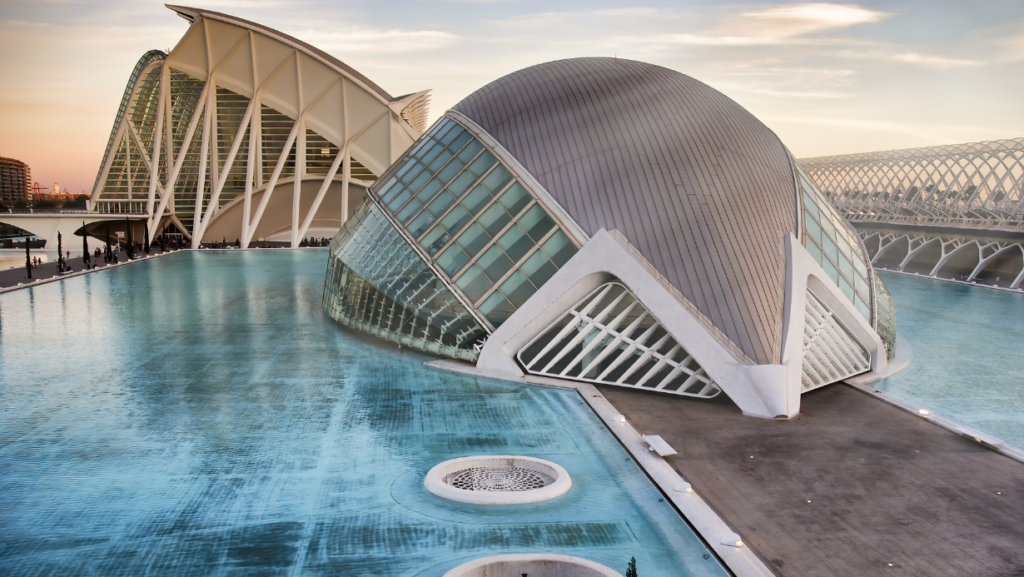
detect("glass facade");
top-left (323, 199), bottom-right (487, 361)
top-left (797, 160), bottom-right (897, 358)
top-left (372, 117), bottom-right (579, 328)
top-left (797, 162), bottom-right (873, 320)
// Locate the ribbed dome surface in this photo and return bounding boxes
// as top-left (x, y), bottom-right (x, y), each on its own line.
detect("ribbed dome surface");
top-left (453, 58), bottom-right (799, 365)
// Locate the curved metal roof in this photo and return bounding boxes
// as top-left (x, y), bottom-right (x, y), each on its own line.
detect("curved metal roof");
top-left (166, 5), bottom-right (393, 103)
top-left (453, 58), bottom-right (799, 365)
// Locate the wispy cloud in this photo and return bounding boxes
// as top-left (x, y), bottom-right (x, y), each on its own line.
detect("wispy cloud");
top-left (297, 27), bottom-right (459, 54)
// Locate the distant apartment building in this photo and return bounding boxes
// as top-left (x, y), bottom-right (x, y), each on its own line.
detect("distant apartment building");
top-left (0, 157), bottom-right (31, 205)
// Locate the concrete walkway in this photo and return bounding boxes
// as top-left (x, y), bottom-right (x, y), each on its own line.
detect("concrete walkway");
top-left (597, 383), bottom-right (1024, 577)
top-left (0, 247), bottom-right (181, 289)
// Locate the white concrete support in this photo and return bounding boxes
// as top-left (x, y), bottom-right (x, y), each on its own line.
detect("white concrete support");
top-left (297, 146), bottom-right (346, 242)
top-left (150, 83), bottom-right (210, 238)
top-left (241, 120), bottom-right (301, 247)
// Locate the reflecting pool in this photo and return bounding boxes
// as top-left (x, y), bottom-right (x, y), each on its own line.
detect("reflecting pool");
top-left (876, 272), bottom-right (1024, 450)
top-left (0, 250), bottom-right (725, 576)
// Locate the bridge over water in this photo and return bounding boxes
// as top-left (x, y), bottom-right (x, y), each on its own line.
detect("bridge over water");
top-left (800, 138), bottom-right (1024, 290)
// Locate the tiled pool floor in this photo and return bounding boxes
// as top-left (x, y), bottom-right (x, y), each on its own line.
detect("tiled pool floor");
top-left (0, 250), bottom-right (725, 576)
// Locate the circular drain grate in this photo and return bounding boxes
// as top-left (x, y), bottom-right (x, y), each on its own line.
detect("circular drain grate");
top-left (425, 455), bottom-right (571, 504)
top-left (446, 465), bottom-right (552, 492)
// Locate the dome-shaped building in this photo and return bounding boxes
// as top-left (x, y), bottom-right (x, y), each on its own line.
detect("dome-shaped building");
top-left (324, 58), bottom-right (898, 418)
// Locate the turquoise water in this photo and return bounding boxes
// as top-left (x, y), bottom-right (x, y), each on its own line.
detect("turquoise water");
top-left (0, 251), bottom-right (725, 576)
top-left (876, 272), bottom-right (1024, 450)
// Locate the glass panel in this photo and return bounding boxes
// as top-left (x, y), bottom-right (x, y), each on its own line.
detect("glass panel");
top-left (447, 171), bottom-right (476, 199)
top-left (468, 151), bottom-right (496, 177)
top-left (499, 271), bottom-right (535, 308)
top-left (482, 165), bottom-right (513, 193)
top-left (441, 205), bottom-right (471, 235)
top-left (414, 179), bottom-right (442, 204)
top-left (457, 140), bottom-right (483, 164)
top-left (456, 265), bottom-right (491, 302)
top-left (420, 226), bottom-right (449, 256)
top-left (437, 244), bottom-right (470, 276)
top-left (541, 231), bottom-right (577, 267)
top-left (426, 149), bottom-right (453, 174)
top-left (427, 191), bottom-right (456, 217)
top-left (449, 130), bottom-right (472, 152)
top-left (456, 222), bottom-right (490, 257)
top-left (323, 200), bottom-right (487, 361)
top-left (479, 203), bottom-right (512, 237)
top-left (478, 292), bottom-right (516, 328)
top-left (408, 212), bottom-right (434, 239)
top-left (498, 183), bottom-right (531, 216)
top-left (437, 159), bottom-right (462, 185)
top-left (519, 204), bottom-right (555, 241)
top-left (397, 201), bottom-right (421, 224)
top-left (497, 224), bottom-right (533, 262)
top-left (461, 184), bottom-right (492, 214)
top-left (477, 245), bottom-right (514, 282)
top-left (521, 250), bottom-right (557, 287)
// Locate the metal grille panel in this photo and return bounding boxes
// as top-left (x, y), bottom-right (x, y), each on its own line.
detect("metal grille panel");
top-left (518, 283), bottom-right (720, 398)
top-left (802, 291), bottom-right (870, 392)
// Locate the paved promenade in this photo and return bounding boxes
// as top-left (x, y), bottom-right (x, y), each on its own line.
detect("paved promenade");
top-left (598, 383), bottom-right (1024, 577)
top-left (0, 247), bottom-right (182, 289)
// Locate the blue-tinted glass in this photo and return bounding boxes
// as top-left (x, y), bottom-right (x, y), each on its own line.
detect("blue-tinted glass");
top-left (408, 170), bottom-right (430, 194)
top-left (419, 143), bottom-right (445, 165)
top-left (408, 212), bottom-right (434, 239)
top-left (461, 185), bottom-right (492, 214)
top-left (541, 231), bottom-right (576, 267)
top-left (448, 130), bottom-right (472, 152)
top-left (468, 151), bottom-right (496, 177)
top-left (819, 213), bottom-right (837, 239)
top-left (397, 200), bottom-right (421, 224)
top-left (805, 217), bottom-right (822, 243)
top-left (479, 203), bottom-right (511, 237)
top-left (519, 204), bottom-right (555, 241)
top-left (806, 238), bottom-right (823, 263)
top-left (447, 171), bottom-right (476, 199)
top-left (457, 140), bottom-right (483, 164)
top-left (478, 292), bottom-right (515, 328)
top-left (521, 250), bottom-right (557, 287)
top-left (822, 258), bottom-right (840, 284)
top-left (478, 245), bottom-right (514, 282)
top-left (427, 191), bottom-right (456, 217)
top-left (440, 124), bottom-right (462, 145)
top-left (396, 160), bottom-right (418, 181)
top-left (822, 235), bottom-right (839, 262)
top-left (498, 183), bottom-right (531, 216)
top-left (483, 164), bottom-right (513, 193)
top-left (407, 137), bottom-right (430, 159)
top-left (437, 159), bottom-right (463, 185)
top-left (377, 178), bottom-right (398, 202)
top-left (839, 278), bottom-right (855, 302)
top-left (441, 205), bottom-right (471, 235)
top-left (855, 297), bottom-right (870, 320)
top-left (415, 179), bottom-right (442, 204)
top-left (386, 189), bottom-right (411, 212)
top-left (420, 226), bottom-right (450, 256)
top-left (838, 256), bottom-right (854, 280)
top-left (427, 149), bottom-right (453, 174)
top-left (855, 274), bottom-right (869, 297)
top-left (499, 270), bottom-right (536, 308)
top-left (497, 225), bottom-right (533, 262)
top-left (412, 140), bottom-right (435, 160)
top-left (853, 253), bottom-right (869, 277)
top-left (455, 223), bottom-right (489, 257)
top-left (456, 265), bottom-right (491, 302)
top-left (437, 245), bottom-right (470, 276)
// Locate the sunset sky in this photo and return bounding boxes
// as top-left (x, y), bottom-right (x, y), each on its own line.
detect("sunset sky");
top-left (2, 0), bottom-right (1024, 194)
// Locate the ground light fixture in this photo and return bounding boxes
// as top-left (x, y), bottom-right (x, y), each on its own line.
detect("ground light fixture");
top-left (918, 408), bottom-right (931, 416)
top-left (720, 532), bottom-right (743, 548)
top-left (673, 482), bottom-right (693, 493)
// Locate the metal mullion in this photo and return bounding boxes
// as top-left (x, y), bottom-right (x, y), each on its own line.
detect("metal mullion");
top-left (556, 290), bottom-right (632, 376)
top-left (594, 312), bottom-right (652, 381)
top-left (530, 284), bottom-right (615, 372)
top-left (616, 332), bottom-right (673, 386)
top-left (422, 177), bottom-right (516, 259)
top-left (386, 136), bottom-right (477, 219)
top-left (605, 322), bottom-right (660, 384)
top-left (413, 165), bottom-right (512, 243)
top-left (576, 301), bottom-right (641, 377)
top-left (450, 198), bottom-right (537, 284)
top-left (469, 216), bottom-right (564, 308)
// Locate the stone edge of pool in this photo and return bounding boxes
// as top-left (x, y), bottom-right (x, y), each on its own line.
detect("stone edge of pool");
top-left (425, 358), bottom-right (776, 577)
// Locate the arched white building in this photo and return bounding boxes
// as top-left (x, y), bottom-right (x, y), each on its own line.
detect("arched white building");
top-left (324, 58), bottom-right (902, 419)
top-left (91, 5), bottom-right (430, 247)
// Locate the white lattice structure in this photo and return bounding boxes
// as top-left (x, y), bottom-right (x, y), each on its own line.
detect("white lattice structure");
top-left (861, 229), bottom-right (1024, 289)
top-left (90, 5), bottom-right (429, 247)
top-left (800, 138), bottom-right (1024, 232)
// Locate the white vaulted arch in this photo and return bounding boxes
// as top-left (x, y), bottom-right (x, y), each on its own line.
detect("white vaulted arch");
top-left (90, 5), bottom-right (430, 247)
